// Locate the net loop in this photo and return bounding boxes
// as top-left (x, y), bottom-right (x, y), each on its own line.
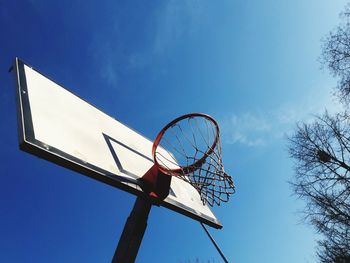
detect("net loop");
top-left (153, 113), bottom-right (235, 206)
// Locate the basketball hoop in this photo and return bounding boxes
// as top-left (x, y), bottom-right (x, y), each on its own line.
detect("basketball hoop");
top-left (140, 113), bottom-right (235, 206)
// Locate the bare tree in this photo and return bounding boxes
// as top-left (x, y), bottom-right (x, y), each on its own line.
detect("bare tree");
top-left (322, 3), bottom-right (350, 104)
top-left (318, 237), bottom-right (350, 263)
top-left (288, 111), bottom-right (350, 262)
top-left (289, 4), bottom-right (350, 261)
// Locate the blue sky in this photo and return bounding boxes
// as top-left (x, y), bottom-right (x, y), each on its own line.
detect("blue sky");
top-left (0, 1), bottom-right (348, 262)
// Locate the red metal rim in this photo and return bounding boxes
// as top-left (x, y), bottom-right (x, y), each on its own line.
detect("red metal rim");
top-left (152, 113), bottom-right (220, 176)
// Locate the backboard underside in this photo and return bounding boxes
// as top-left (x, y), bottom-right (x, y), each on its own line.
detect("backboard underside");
top-left (14, 58), bottom-right (221, 228)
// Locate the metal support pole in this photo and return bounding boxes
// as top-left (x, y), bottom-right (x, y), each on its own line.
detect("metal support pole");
top-left (200, 223), bottom-right (229, 263)
top-left (112, 196), bottom-right (152, 263)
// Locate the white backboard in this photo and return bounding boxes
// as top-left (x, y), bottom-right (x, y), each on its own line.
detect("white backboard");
top-left (14, 58), bottom-right (221, 228)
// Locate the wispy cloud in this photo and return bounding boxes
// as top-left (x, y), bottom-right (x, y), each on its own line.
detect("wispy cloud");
top-left (220, 82), bottom-right (343, 147)
top-left (89, 0), bottom-right (205, 86)
top-left (100, 55), bottom-right (120, 87)
top-left (221, 112), bottom-right (271, 146)
top-left (153, 0), bottom-right (203, 55)
top-left (89, 32), bottom-right (122, 88)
